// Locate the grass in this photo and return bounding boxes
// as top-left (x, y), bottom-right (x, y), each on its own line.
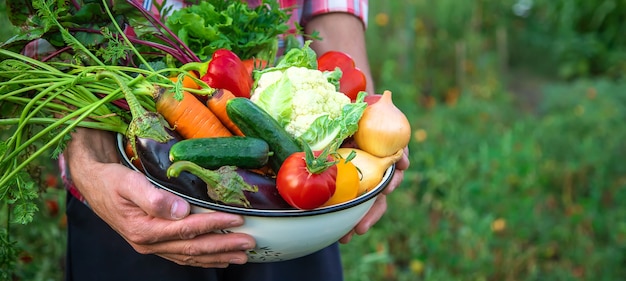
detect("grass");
top-left (340, 78), bottom-right (626, 280)
top-left (338, 2), bottom-right (626, 279)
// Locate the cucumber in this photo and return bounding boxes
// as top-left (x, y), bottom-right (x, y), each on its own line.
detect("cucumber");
top-left (226, 98), bottom-right (302, 173)
top-left (169, 136), bottom-right (270, 169)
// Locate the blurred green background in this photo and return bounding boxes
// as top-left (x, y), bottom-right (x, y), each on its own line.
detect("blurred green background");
top-left (2, 0), bottom-right (626, 280)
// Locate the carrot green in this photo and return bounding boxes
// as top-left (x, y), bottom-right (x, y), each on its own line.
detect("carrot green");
top-left (0, 0), bottom-right (193, 261)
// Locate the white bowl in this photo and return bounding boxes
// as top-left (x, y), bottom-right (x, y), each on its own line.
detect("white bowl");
top-left (116, 134), bottom-right (394, 262)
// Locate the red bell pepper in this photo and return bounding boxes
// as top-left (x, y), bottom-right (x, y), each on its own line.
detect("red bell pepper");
top-left (317, 51), bottom-right (367, 100)
top-left (201, 49), bottom-right (253, 99)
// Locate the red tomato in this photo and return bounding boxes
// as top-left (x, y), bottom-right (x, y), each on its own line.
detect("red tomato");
top-left (276, 152), bottom-right (338, 210)
top-left (340, 68), bottom-right (367, 100)
top-left (364, 94), bottom-right (382, 105)
top-left (318, 51), bottom-right (354, 70)
top-left (318, 51), bottom-right (367, 100)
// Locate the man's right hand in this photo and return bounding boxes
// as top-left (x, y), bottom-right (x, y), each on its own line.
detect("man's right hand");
top-left (65, 128), bottom-right (256, 268)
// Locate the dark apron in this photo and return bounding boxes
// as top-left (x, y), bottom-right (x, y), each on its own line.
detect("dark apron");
top-left (65, 193), bottom-right (344, 281)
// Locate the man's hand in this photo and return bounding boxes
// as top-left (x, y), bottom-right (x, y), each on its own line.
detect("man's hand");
top-left (65, 128), bottom-right (256, 268)
top-left (339, 147), bottom-right (409, 243)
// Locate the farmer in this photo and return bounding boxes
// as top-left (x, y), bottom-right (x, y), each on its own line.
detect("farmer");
top-left (48, 0), bottom-right (411, 280)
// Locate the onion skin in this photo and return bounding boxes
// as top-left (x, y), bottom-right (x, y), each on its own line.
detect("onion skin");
top-left (354, 90), bottom-right (411, 157)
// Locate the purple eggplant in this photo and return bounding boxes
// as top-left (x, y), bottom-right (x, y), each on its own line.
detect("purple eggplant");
top-left (167, 161), bottom-right (293, 210)
top-left (131, 128), bottom-right (211, 201)
top-left (235, 169), bottom-right (293, 210)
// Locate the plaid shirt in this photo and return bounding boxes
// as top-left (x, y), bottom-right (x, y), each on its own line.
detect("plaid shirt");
top-left (140, 0), bottom-right (368, 28)
top-left (49, 0), bottom-right (368, 203)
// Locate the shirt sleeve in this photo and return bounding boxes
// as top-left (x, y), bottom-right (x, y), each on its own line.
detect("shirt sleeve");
top-left (300, 0), bottom-right (368, 28)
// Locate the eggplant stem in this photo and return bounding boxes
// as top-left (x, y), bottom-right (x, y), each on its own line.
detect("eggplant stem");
top-left (167, 161), bottom-right (257, 208)
top-left (95, 71), bottom-right (172, 156)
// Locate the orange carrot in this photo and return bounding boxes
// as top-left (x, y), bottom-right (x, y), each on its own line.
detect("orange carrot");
top-left (155, 89), bottom-right (232, 139)
top-left (169, 70), bottom-right (201, 90)
top-left (124, 140), bottom-right (144, 172)
top-left (242, 58), bottom-right (268, 78)
top-left (206, 89), bottom-right (245, 136)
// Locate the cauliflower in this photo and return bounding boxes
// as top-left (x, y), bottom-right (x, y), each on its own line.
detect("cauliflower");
top-left (251, 67), bottom-right (350, 134)
top-left (251, 66), bottom-right (351, 141)
top-left (248, 41), bottom-right (366, 151)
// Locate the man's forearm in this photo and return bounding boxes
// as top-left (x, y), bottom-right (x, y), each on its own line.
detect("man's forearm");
top-left (66, 128), bottom-right (119, 164)
top-left (64, 128), bottom-right (119, 196)
top-left (305, 12), bottom-right (375, 94)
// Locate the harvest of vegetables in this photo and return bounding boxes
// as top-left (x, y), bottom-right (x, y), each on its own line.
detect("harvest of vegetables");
top-left (0, 0), bottom-right (411, 264)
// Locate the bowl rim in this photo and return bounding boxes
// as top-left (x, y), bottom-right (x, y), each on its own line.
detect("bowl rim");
top-left (116, 133), bottom-right (395, 217)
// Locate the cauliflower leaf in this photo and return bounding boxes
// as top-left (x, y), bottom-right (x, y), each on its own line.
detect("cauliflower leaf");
top-left (251, 73), bottom-right (293, 127)
top-left (299, 95), bottom-right (367, 151)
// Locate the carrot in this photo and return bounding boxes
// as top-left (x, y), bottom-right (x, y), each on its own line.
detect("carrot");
top-left (155, 89), bottom-right (232, 139)
top-left (206, 89), bottom-right (245, 136)
top-left (169, 71), bottom-right (209, 103)
top-left (124, 140), bottom-right (144, 172)
top-left (242, 58), bottom-right (268, 78)
top-left (169, 70), bottom-right (201, 90)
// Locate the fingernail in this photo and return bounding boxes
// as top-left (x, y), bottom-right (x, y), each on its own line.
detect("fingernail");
top-left (229, 258), bottom-right (245, 264)
top-left (170, 199), bottom-right (189, 220)
top-left (229, 216), bottom-right (244, 227)
top-left (239, 242), bottom-right (253, 250)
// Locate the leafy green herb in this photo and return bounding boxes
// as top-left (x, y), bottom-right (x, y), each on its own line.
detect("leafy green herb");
top-left (165, 0), bottom-right (291, 62)
top-left (95, 27), bottom-right (134, 65)
top-left (2, 0), bottom-right (200, 65)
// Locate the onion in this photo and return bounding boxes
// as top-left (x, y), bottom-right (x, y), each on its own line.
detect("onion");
top-left (353, 90), bottom-right (411, 157)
